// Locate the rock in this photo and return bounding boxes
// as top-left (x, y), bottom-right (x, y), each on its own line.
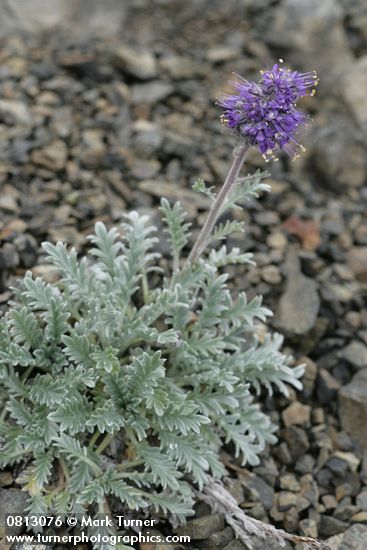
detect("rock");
top-left (333, 502), bottom-right (359, 522)
top-left (0, 0), bottom-right (125, 38)
top-left (279, 473), bottom-right (300, 492)
top-left (260, 265), bottom-right (282, 285)
top-left (339, 341), bottom-right (367, 369)
top-left (131, 81), bottom-right (174, 104)
top-left (243, 536), bottom-right (292, 550)
top-left (131, 159), bottom-right (161, 180)
top-left (322, 494), bottom-right (338, 510)
top-left (0, 471), bottom-right (13, 487)
top-left (0, 243), bottom-right (19, 269)
top-left (282, 216), bottom-right (321, 250)
top-left (175, 514), bottom-right (224, 539)
top-left (0, 489), bottom-right (28, 540)
top-left (132, 120), bottom-right (163, 157)
top-left (327, 523), bottom-right (367, 549)
top-left (278, 491), bottom-right (298, 511)
top-left (333, 451), bottom-right (360, 472)
top-left (160, 55), bottom-right (206, 79)
top-left (223, 541), bottom-right (247, 550)
top-left (319, 515), bottom-right (349, 537)
top-left (312, 116), bottom-right (366, 189)
top-left (206, 526), bottom-right (234, 548)
top-left (300, 474), bottom-right (319, 509)
top-left (31, 140), bottom-right (68, 171)
top-left (299, 518), bottom-right (318, 538)
top-left (335, 472), bottom-right (360, 499)
top-left (351, 511), bottom-right (367, 522)
top-left (300, 356), bottom-right (318, 396)
top-left (325, 532), bottom-right (344, 550)
top-left (347, 247), bottom-right (367, 282)
top-left (13, 233), bottom-right (39, 267)
top-left (317, 368), bottom-right (341, 405)
top-left (0, 194), bottom-right (19, 214)
top-left (282, 426), bottom-right (310, 461)
top-left (11, 545), bottom-right (51, 550)
top-left (275, 251), bottom-right (320, 335)
top-left (267, 0), bottom-right (351, 91)
top-left (326, 456), bottom-right (349, 476)
top-left (111, 46), bottom-right (157, 80)
top-left (207, 46), bottom-right (240, 64)
top-left (342, 55), bottom-right (367, 134)
top-left (266, 231), bottom-right (288, 250)
top-left (241, 473), bottom-right (274, 510)
top-left (339, 368), bottom-right (367, 449)
top-left (282, 402), bottom-right (311, 427)
top-left (0, 99), bottom-right (31, 125)
top-left (295, 454), bottom-right (315, 475)
top-left (32, 264), bottom-right (60, 283)
top-left (252, 458), bottom-right (279, 487)
top-left (356, 490), bottom-right (367, 511)
top-left (226, 479), bottom-right (244, 504)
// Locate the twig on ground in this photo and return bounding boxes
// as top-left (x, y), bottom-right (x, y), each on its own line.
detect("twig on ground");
top-left (196, 478), bottom-right (331, 550)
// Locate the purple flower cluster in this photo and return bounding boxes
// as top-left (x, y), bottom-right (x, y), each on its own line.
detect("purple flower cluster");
top-left (217, 62), bottom-right (318, 161)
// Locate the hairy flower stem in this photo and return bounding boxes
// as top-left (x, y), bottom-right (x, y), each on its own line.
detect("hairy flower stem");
top-left (185, 142), bottom-right (249, 266)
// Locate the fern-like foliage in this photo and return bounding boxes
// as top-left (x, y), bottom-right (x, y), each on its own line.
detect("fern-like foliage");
top-left (0, 170), bottom-right (303, 542)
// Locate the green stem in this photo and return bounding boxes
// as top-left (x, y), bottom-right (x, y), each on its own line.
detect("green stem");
top-left (95, 433), bottom-right (115, 455)
top-left (21, 365), bottom-right (34, 383)
top-left (59, 456), bottom-right (70, 482)
top-left (88, 430), bottom-right (101, 449)
top-left (142, 271), bottom-right (150, 304)
top-left (0, 406), bottom-right (8, 423)
top-left (185, 142), bottom-right (249, 266)
top-left (116, 459), bottom-right (145, 472)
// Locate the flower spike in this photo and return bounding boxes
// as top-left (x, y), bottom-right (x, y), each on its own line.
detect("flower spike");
top-left (217, 61), bottom-right (318, 161)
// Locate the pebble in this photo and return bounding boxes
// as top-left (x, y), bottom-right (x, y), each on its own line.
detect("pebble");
top-left (0, 98), bottom-right (31, 125)
top-left (299, 518), bottom-right (318, 538)
top-left (111, 46), bottom-right (157, 80)
top-left (317, 368), bottom-right (341, 405)
top-left (241, 473), bottom-right (274, 510)
top-left (347, 246), bottom-right (367, 282)
top-left (266, 230), bottom-right (288, 249)
top-left (205, 526), bottom-right (234, 548)
top-left (275, 251), bottom-right (320, 335)
top-left (282, 402), bottom-right (311, 427)
top-left (175, 514), bottom-right (224, 539)
top-left (260, 265), bottom-right (282, 284)
top-left (326, 523), bottom-right (367, 549)
top-left (0, 194), bottom-right (19, 213)
top-left (31, 139), bottom-right (68, 171)
top-left (0, 489), bottom-right (28, 539)
top-left (278, 490), bottom-right (298, 511)
top-left (131, 81), bottom-right (174, 104)
top-left (0, 243), bottom-right (19, 269)
top-left (356, 490), bottom-right (367, 511)
top-left (319, 515), bottom-right (349, 537)
top-left (339, 341), bottom-right (367, 368)
top-left (339, 368), bottom-right (367, 449)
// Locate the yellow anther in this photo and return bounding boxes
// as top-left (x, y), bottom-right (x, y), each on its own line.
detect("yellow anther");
top-left (311, 89), bottom-right (316, 96)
